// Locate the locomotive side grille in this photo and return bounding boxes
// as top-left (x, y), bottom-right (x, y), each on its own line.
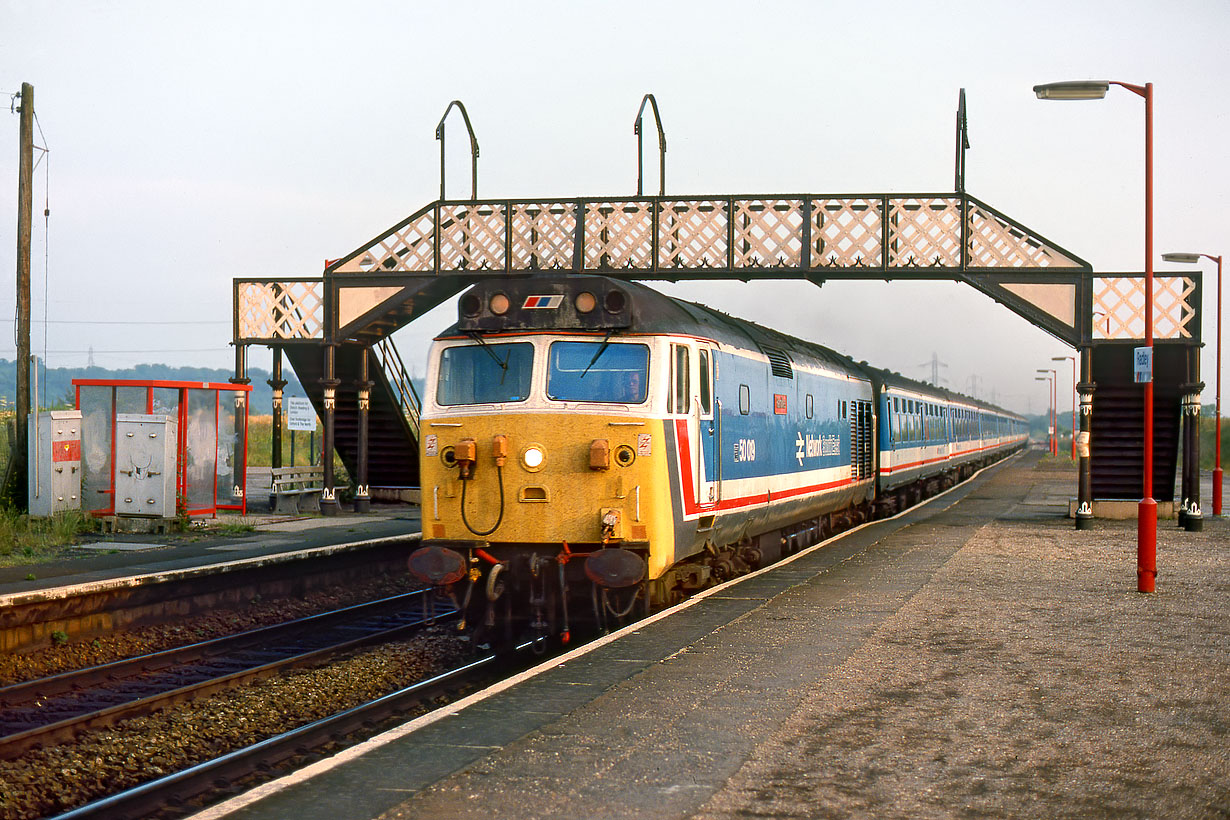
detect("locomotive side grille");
top-left (851, 399), bottom-right (873, 480)
top-left (762, 346), bottom-right (793, 379)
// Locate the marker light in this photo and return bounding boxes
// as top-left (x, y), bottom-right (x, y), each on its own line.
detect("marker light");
top-left (575, 291), bottom-right (597, 313)
top-left (490, 293), bottom-right (510, 315)
top-left (604, 289), bottom-right (627, 313)
top-left (460, 293), bottom-right (482, 317)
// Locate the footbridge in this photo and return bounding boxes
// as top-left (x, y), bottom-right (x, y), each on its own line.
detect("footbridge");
top-left (232, 94), bottom-right (1204, 525)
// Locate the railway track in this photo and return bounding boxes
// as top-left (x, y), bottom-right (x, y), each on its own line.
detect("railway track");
top-left (54, 649), bottom-right (503, 820)
top-left (0, 589), bottom-right (456, 762)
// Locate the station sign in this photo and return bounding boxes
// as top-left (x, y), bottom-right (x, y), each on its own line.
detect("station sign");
top-left (286, 397), bottom-right (317, 431)
top-left (1133, 346), bottom-right (1153, 384)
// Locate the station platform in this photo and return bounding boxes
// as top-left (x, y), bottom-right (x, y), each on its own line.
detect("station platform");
top-left (0, 506), bottom-right (423, 601)
top-left (189, 452), bottom-right (1229, 820)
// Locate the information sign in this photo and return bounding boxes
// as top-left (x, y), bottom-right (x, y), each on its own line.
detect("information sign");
top-left (1133, 346), bottom-right (1153, 384)
top-left (286, 397), bottom-right (317, 431)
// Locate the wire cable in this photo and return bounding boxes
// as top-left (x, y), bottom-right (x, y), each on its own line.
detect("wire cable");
top-left (460, 465), bottom-right (505, 536)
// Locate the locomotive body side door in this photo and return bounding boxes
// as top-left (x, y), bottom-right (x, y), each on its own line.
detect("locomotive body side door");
top-left (697, 345), bottom-right (717, 508)
top-left (670, 341), bottom-right (718, 512)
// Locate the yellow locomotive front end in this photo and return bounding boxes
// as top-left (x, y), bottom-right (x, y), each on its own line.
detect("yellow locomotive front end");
top-left (420, 408), bottom-right (670, 565)
top-left (410, 277), bottom-right (675, 645)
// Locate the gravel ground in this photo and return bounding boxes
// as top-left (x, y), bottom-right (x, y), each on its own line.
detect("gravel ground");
top-left (0, 575), bottom-right (422, 686)
top-left (0, 628), bottom-right (470, 820)
top-left (695, 463), bottom-right (1230, 820)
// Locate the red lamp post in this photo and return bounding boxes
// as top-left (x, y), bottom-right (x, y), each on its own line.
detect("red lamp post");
top-left (1053, 355), bottom-right (1077, 459)
top-left (1035, 79), bottom-right (1156, 593)
top-left (1164, 252), bottom-right (1223, 516)
top-left (1036, 371), bottom-right (1056, 454)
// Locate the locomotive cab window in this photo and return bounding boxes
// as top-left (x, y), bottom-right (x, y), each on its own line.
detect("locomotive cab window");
top-left (739, 384), bottom-right (750, 415)
top-left (437, 342), bottom-right (534, 405)
top-left (546, 341), bottom-right (649, 404)
top-left (806, 394), bottom-right (813, 419)
top-left (671, 345), bottom-right (690, 414)
top-left (698, 348), bottom-right (712, 416)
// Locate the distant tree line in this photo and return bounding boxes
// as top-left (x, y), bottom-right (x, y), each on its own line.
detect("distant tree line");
top-left (0, 359), bottom-right (427, 417)
top-left (0, 360), bottom-right (305, 412)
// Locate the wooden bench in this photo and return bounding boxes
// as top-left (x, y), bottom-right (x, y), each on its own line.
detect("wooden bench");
top-left (270, 466), bottom-right (324, 515)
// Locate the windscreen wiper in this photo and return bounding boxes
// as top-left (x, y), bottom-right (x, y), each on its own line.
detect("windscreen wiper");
top-left (467, 331), bottom-right (511, 385)
top-left (580, 330), bottom-right (615, 378)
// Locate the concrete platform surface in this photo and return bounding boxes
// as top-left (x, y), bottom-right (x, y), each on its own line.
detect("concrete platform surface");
top-left (0, 506), bottom-right (422, 599)
top-left (192, 452), bottom-right (1228, 820)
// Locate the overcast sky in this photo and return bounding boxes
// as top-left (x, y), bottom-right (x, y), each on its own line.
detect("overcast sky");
top-left (2, 0), bottom-right (1228, 415)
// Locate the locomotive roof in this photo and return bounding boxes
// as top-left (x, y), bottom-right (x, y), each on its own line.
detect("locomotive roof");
top-left (442, 275), bottom-right (1023, 421)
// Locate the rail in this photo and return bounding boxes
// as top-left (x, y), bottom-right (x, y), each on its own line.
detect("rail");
top-left (0, 590), bottom-right (453, 761)
top-left (53, 648), bottom-right (520, 820)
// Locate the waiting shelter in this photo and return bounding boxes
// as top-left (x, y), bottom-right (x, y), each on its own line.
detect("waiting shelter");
top-left (73, 379), bottom-right (251, 517)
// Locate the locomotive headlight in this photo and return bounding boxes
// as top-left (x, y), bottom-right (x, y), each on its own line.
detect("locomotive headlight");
top-left (489, 292), bottom-right (510, 315)
top-left (521, 444), bottom-right (546, 472)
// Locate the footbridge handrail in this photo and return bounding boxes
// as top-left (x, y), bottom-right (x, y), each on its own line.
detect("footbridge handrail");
top-left (375, 337), bottom-right (421, 439)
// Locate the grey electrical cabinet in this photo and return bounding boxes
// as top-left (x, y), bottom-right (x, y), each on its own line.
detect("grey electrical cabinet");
top-left (114, 414), bottom-right (178, 518)
top-left (28, 410), bottom-right (83, 518)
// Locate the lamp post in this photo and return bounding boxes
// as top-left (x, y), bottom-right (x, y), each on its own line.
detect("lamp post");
top-left (1053, 355), bottom-right (1077, 459)
top-left (1035, 78), bottom-right (1156, 593)
top-left (1036, 371), bottom-right (1055, 454)
top-left (1164, 252), bottom-right (1222, 516)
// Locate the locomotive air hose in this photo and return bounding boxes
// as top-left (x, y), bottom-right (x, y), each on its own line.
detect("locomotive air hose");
top-left (461, 464), bottom-right (505, 536)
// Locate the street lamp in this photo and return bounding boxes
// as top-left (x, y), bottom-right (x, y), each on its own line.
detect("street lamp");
top-left (1053, 355), bottom-right (1077, 460)
top-left (1036, 370), bottom-right (1056, 455)
top-left (1035, 78), bottom-right (1156, 593)
top-left (1163, 251), bottom-right (1223, 516)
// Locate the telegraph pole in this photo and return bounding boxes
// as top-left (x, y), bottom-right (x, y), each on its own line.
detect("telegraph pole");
top-left (3, 83), bottom-right (33, 509)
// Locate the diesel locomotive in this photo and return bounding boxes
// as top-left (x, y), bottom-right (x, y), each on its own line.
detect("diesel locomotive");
top-left (409, 275), bottom-right (1027, 644)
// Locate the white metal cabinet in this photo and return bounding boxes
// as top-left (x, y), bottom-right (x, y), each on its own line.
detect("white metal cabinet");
top-left (28, 410), bottom-right (83, 518)
top-left (114, 414), bottom-right (178, 518)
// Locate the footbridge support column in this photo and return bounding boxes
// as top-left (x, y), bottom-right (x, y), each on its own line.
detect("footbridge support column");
top-left (320, 343), bottom-right (340, 517)
top-left (354, 347), bottom-right (373, 514)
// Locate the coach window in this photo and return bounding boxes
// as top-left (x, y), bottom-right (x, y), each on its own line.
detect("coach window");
top-left (698, 349), bottom-right (712, 415)
top-left (671, 345), bottom-right (690, 414)
top-left (739, 384), bottom-right (750, 415)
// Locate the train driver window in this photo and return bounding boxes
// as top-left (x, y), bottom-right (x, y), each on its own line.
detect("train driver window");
top-left (698, 349), bottom-right (712, 415)
top-left (671, 345), bottom-right (690, 414)
top-left (739, 384), bottom-right (750, 415)
top-left (546, 341), bottom-right (650, 404)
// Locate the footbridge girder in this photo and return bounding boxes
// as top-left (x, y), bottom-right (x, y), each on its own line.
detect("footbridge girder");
top-left (303, 191), bottom-right (1092, 348)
